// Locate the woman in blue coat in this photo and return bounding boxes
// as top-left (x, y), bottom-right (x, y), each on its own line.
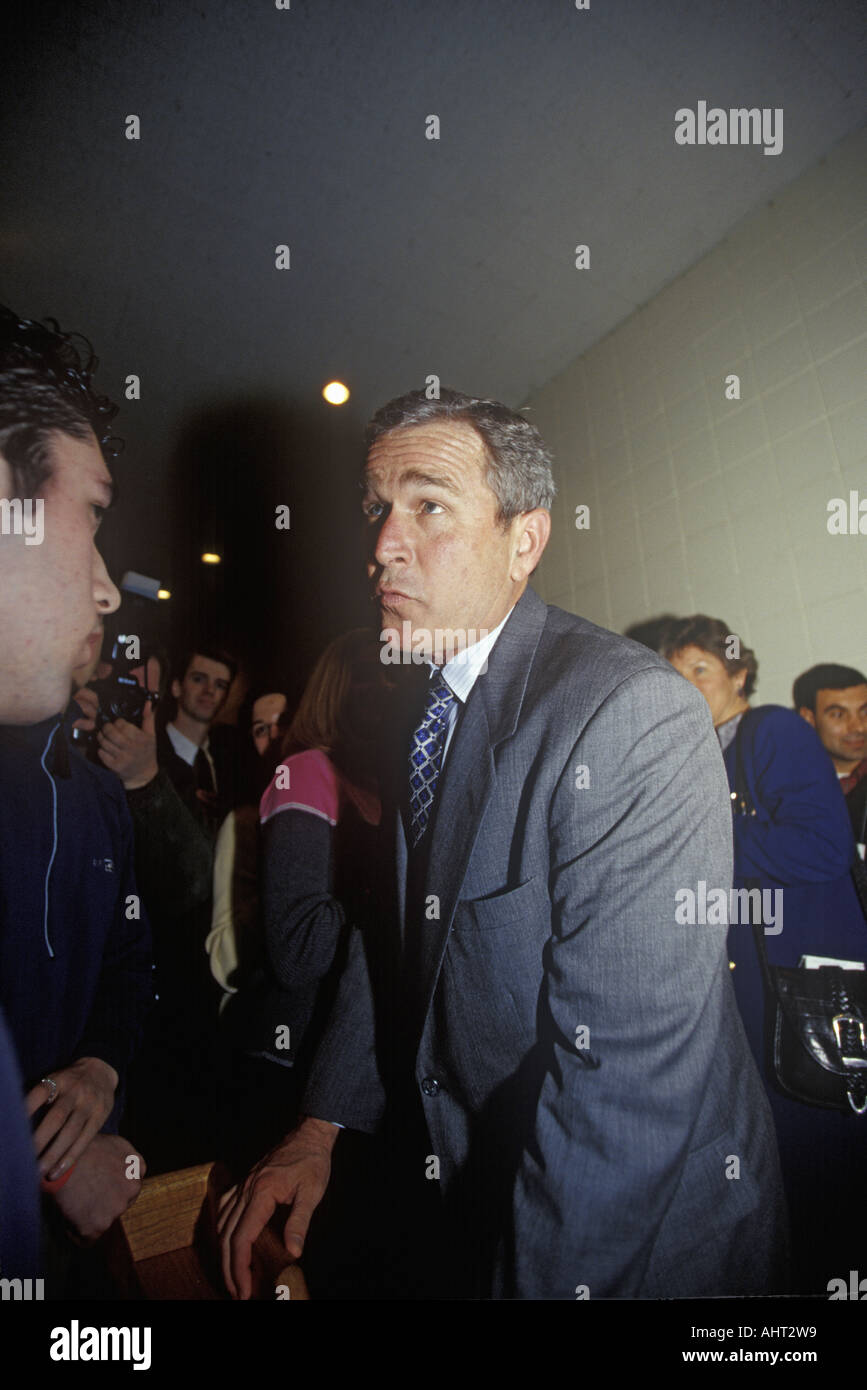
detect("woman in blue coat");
top-left (665, 615), bottom-right (867, 1295)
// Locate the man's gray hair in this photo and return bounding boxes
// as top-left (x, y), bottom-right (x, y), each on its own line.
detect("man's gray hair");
top-left (364, 388), bottom-right (556, 523)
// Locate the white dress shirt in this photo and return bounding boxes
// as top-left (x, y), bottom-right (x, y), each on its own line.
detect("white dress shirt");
top-left (167, 721), bottom-right (216, 791)
top-left (433, 604), bottom-right (517, 765)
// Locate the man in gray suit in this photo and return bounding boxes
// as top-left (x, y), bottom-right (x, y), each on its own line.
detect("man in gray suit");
top-left (221, 388), bottom-right (786, 1300)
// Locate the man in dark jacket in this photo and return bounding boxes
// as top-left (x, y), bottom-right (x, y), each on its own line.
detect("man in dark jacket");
top-left (158, 647), bottom-right (238, 834)
top-left (0, 303), bottom-right (151, 1256)
top-left (85, 642), bottom-right (237, 1171)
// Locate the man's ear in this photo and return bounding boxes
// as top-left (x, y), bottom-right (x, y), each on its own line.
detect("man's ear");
top-left (171, 677), bottom-right (181, 701)
top-left (511, 509), bottom-right (551, 581)
top-left (798, 706), bottom-right (815, 727)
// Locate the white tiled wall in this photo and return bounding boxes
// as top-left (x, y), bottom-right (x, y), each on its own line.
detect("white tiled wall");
top-left (527, 125), bottom-right (867, 708)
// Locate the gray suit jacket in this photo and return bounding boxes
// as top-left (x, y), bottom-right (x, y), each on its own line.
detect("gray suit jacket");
top-left (303, 586), bottom-right (787, 1298)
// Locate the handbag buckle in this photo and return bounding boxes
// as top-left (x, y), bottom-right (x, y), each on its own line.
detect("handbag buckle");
top-left (832, 1013), bottom-right (867, 1067)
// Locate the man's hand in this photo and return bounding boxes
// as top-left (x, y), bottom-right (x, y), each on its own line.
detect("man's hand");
top-left (26, 1056), bottom-right (119, 1180)
top-left (217, 1117), bottom-right (338, 1300)
top-left (71, 685), bottom-right (100, 733)
top-left (52, 1133), bottom-right (146, 1243)
top-left (97, 699), bottom-right (159, 790)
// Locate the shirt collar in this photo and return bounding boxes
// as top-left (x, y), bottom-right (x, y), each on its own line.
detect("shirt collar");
top-left (840, 757), bottom-right (867, 794)
top-left (716, 709), bottom-right (746, 753)
top-left (435, 605), bottom-right (516, 704)
top-left (167, 721), bottom-right (208, 766)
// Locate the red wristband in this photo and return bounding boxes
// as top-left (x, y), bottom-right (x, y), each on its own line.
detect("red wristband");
top-left (41, 1162), bottom-right (77, 1194)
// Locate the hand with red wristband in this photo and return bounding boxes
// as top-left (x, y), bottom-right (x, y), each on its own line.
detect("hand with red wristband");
top-left (25, 1062), bottom-right (145, 1242)
top-left (51, 1134), bottom-right (146, 1243)
top-left (40, 1162), bottom-right (76, 1193)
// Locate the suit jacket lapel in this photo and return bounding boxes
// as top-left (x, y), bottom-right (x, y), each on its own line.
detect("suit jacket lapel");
top-left (402, 586), bottom-right (548, 1042)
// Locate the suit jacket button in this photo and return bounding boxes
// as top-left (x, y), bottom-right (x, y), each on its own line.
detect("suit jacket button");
top-left (420, 1076), bottom-right (439, 1096)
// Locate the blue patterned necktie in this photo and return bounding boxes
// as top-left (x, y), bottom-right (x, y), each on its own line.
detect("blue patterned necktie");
top-left (408, 673), bottom-right (456, 848)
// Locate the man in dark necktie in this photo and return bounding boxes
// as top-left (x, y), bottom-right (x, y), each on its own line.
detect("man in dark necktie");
top-left (158, 647), bottom-right (237, 833)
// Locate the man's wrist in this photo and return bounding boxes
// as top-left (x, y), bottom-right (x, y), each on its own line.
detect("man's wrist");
top-left (78, 1055), bottom-right (119, 1091)
top-left (122, 763), bottom-right (159, 791)
top-left (298, 1115), bottom-right (341, 1148)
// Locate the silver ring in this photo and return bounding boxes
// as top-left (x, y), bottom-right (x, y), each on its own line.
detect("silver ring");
top-left (40, 1076), bottom-right (58, 1105)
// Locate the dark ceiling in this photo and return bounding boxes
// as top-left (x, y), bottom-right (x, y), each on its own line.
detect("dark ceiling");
top-left (2, 0), bottom-right (865, 687)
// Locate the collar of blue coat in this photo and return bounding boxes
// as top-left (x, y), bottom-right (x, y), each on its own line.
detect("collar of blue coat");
top-left (0, 709), bottom-right (71, 777)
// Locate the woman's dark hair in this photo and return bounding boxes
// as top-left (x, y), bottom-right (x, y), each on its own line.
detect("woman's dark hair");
top-left (237, 684), bottom-right (291, 744)
top-left (623, 614), bottom-right (679, 654)
top-left (280, 628), bottom-right (383, 791)
top-left (0, 304), bottom-right (122, 496)
top-left (662, 614), bottom-right (759, 698)
top-left (236, 685), bottom-right (293, 805)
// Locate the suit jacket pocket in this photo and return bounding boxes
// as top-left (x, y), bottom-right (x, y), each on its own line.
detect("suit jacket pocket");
top-left (453, 877), bottom-right (542, 932)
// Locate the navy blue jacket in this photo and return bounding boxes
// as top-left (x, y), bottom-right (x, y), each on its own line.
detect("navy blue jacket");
top-left (0, 709), bottom-right (153, 1130)
top-left (724, 705), bottom-right (867, 1288)
top-left (725, 706), bottom-right (867, 989)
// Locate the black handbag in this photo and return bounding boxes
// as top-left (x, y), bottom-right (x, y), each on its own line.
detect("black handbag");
top-left (733, 712), bottom-right (867, 1115)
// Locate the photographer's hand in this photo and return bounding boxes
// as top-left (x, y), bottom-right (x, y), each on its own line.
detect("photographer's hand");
top-left (97, 699), bottom-right (159, 789)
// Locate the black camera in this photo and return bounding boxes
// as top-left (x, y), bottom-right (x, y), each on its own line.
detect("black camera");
top-left (89, 672), bottom-right (155, 730)
top-left (71, 634), bottom-right (160, 754)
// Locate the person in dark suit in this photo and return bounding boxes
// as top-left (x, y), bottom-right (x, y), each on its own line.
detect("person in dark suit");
top-left (101, 644), bottom-right (237, 1171)
top-left (220, 388), bottom-right (787, 1301)
top-left (157, 646), bottom-right (239, 835)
